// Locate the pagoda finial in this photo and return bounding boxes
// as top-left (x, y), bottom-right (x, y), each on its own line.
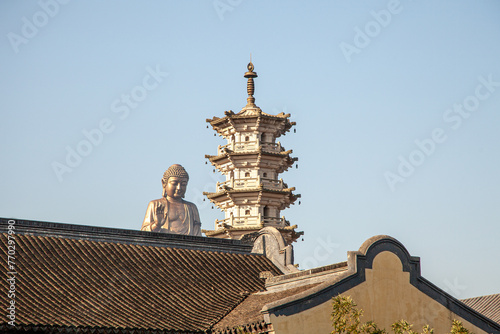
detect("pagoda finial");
top-left (244, 60), bottom-right (258, 108)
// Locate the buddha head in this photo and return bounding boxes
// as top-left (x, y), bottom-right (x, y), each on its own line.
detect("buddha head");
top-left (161, 164), bottom-right (189, 199)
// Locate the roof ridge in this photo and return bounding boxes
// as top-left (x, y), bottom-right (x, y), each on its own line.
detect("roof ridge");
top-left (1, 217), bottom-right (253, 254)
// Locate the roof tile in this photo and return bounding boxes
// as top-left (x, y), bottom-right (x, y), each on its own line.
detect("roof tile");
top-left (1, 233), bottom-right (281, 332)
top-left (462, 294), bottom-right (500, 324)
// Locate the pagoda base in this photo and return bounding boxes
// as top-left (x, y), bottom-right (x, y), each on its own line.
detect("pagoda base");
top-left (203, 224), bottom-right (303, 246)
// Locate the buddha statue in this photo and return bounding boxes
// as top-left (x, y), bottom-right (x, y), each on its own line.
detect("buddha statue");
top-left (141, 164), bottom-right (202, 236)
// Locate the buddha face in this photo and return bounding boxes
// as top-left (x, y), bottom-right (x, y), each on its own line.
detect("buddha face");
top-left (163, 176), bottom-right (188, 199)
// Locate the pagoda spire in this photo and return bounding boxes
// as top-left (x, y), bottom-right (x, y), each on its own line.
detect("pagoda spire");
top-left (244, 61), bottom-right (258, 109)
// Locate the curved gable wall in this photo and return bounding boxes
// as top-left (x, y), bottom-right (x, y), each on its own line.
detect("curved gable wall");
top-left (264, 236), bottom-right (500, 334)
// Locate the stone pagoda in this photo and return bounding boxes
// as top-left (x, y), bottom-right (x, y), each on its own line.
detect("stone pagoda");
top-left (203, 62), bottom-right (302, 246)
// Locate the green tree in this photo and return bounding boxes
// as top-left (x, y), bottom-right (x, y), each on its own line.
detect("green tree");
top-left (331, 295), bottom-right (472, 334)
top-left (450, 320), bottom-right (472, 334)
top-left (331, 295), bottom-right (386, 334)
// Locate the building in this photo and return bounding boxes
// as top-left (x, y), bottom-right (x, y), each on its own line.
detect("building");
top-left (1, 218), bottom-right (279, 333)
top-left (203, 62), bottom-right (302, 251)
top-left (1, 63), bottom-right (499, 333)
top-left (1, 218), bottom-right (499, 333)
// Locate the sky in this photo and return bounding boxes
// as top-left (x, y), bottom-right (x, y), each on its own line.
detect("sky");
top-left (1, 1), bottom-right (499, 300)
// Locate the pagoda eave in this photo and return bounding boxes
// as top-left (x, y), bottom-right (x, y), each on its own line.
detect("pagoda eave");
top-left (204, 189), bottom-right (300, 210)
top-left (206, 150), bottom-right (296, 162)
top-left (203, 225), bottom-right (303, 243)
top-left (204, 187), bottom-right (299, 199)
top-left (207, 112), bottom-right (292, 125)
top-left (202, 225), bottom-right (264, 237)
top-left (207, 113), bottom-right (295, 137)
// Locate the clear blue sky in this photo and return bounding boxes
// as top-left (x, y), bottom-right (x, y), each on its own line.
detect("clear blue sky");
top-left (1, 1), bottom-right (499, 299)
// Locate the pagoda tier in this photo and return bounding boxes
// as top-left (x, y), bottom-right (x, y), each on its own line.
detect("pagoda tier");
top-left (204, 187), bottom-right (300, 211)
top-left (204, 225), bottom-right (302, 246)
top-left (203, 62), bottom-right (302, 245)
top-left (206, 110), bottom-right (296, 139)
top-left (205, 149), bottom-right (298, 174)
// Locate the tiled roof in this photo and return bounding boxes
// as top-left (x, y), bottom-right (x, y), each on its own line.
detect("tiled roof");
top-left (213, 320), bottom-right (270, 334)
top-left (462, 294), bottom-right (500, 324)
top-left (265, 261), bottom-right (348, 287)
top-left (0, 219), bottom-right (282, 333)
top-left (210, 262), bottom-right (350, 333)
top-left (213, 283), bottom-right (322, 333)
top-left (0, 324), bottom-right (199, 334)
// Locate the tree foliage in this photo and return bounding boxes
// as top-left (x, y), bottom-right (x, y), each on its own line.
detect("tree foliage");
top-left (331, 296), bottom-right (473, 334)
